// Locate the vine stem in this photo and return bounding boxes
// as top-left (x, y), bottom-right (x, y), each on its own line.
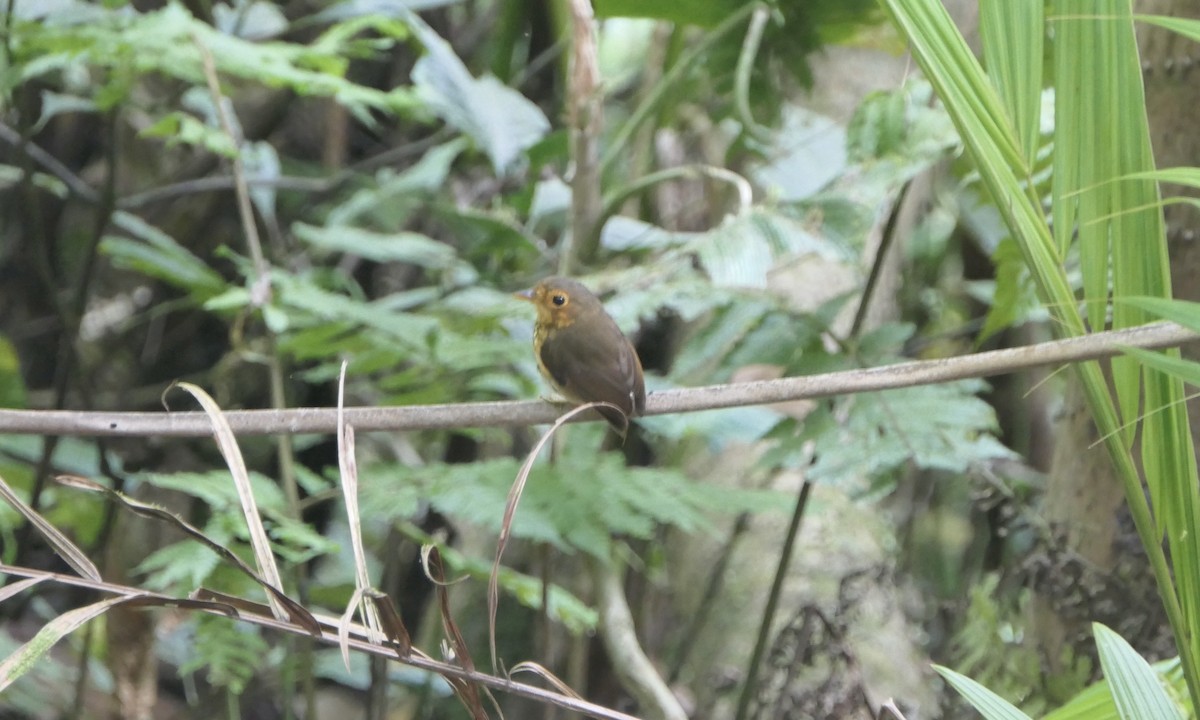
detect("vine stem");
top-left (0, 321), bottom-right (1193, 438)
top-left (733, 480), bottom-right (812, 720)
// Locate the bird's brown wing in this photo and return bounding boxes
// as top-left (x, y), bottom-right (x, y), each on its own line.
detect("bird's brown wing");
top-left (538, 320), bottom-right (644, 429)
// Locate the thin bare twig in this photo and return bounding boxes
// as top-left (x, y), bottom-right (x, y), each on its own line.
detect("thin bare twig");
top-left (0, 321), bottom-right (1194, 438)
top-left (117, 175), bottom-right (330, 209)
top-left (194, 32), bottom-right (271, 306)
top-left (0, 120), bottom-right (101, 203)
top-left (595, 163), bottom-right (753, 249)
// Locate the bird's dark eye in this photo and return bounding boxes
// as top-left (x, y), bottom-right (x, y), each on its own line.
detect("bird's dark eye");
top-left (551, 294), bottom-right (567, 306)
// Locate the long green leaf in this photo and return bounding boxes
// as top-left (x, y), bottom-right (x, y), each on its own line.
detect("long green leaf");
top-left (934, 665), bottom-right (1034, 720)
top-left (979, 0), bottom-right (1043, 165)
top-left (882, 0), bottom-right (1200, 708)
top-left (1094, 623), bottom-right (1184, 720)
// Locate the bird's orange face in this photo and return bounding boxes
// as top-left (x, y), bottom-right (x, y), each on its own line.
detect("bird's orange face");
top-left (514, 281), bottom-right (581, 331)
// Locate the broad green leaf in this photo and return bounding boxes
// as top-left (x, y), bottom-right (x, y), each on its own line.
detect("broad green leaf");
top-left (0, 165), bottom-right (67, 197)
top-left (1093, 623), bottom-right (1183, 720)
top-left (808, 381), bottom-right (1015, 488)
top-left (935, 665), bottom-right (1034, 720)
top-left (9, 4), bottom-right (418, 121)
top-left (140, 111), bottom-right (238, 157)
top-left (311, 0), bottom-right (459, 24)
top-left (2, 0), bottom-right (100, 21)
top-left (360, 449), bottom-right (788, 561)
top-left (754, 106), bottom-right (847, 201)
top-left (101, 212), bottom-right (227, 300)
top-left (181, 615), bottom-right (269, 694)
top-left (141, 470), bottom-right (287, 513)
top-left (593, 0), bottom-right (741, 27)
top-left (689, 208), bottom-right (850, 289)
top-left (273, 274), bottom-right (439, 346)
top-left (601, 269), bottom-right (743, 326)
top-left (136, 538), bottom-right (224, 591)
top-left (977, 238), bottom-right (1040, 344)
top-left (327, 140), bottom-right (467, 227)
top-left (212, 0), bottom-right (287, 39)
top-left (405, 12), bottom-right (548, 173)
top-left (599, 216), bottom-right (695, 252)
top-left (33, 90), bottom-right (96, 132)
top-left (0, 336), bottom-right (27, 408)
top-left (242, 141), bottom-right (281, 227)
top-left (294, 223), bottom-right (459, 268)
top-left (1048, 658), bottom-right (1187, 720)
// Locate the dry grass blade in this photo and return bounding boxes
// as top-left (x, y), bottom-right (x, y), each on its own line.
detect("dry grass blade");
top-left (338, 586), bottom-right (367, 671)
top-left (118, 595), bottom-right (242, 617)
top-left (488, 401), bottom-right (613, 673)
top-left (0, 576), bottom-right (47, 603)
top-left (1, 564), bottom-right (241, 619)
top-left (191, 588), bottom-right (281, 616)
top-left (878, 699), bottom-right (909, 720)
top-left (0, 594), bottom-right (143, 692)
top-left (169, 383), bottom-right (287, 620)
top-left (193, 588), bottom-right (379, 645)
top-left (0, 471), bottom-right (101, 581)
top-left (370, 589), bottom-right (413, 658)
top-left (426, 546), bottom-right (488, 720)
top-left (53, 474), bottom-right (320, 636)
top-left (335, 361), bottom-right (383, 667)
top-left (509, 661), bottom-right (584, 699)
top-left (420, 543), bottom-right (468, 586)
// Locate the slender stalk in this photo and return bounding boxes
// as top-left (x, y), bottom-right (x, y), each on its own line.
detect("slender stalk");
top-left (733, 5), bottom-right (773, 143)
top-left (196, 34), bottom-right (312, 720)
top-left (733, 481), bottom-right (812, 720)
top-left (560, 0), bottom-right (602, 273)
top-left (850, 181), bottom-right (911, 339)
top-left (18, 107), bottom-right (118, 561)
top-left (667, 512), bottom-right (752, 682)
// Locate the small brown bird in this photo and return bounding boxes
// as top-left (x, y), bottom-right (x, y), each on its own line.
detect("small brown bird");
top-left (515, 276), bottom-right (645, 434)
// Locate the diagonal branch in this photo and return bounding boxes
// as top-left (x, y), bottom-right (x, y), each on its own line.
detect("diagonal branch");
top-left (0, 321), bottom-right (1194, 438)
top-left (0, 564), bottom-right (641, 720)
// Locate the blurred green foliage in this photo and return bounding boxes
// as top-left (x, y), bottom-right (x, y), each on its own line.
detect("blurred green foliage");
top-left (0, 0), bottom-right (1027, 714)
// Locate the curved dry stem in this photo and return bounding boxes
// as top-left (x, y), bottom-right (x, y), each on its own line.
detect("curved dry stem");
top-left (488, 402), bottom-right (617, 673)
